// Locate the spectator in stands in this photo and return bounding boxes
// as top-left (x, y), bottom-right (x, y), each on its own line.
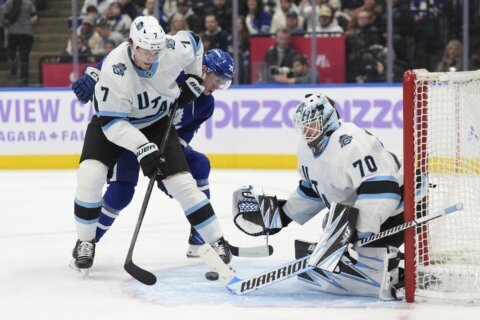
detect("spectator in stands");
top-left (0, 0), bottom-right (6, 62)
top-left (93, 19), bottom-right (124, 54)
top-left (118, 0), bottom-right (140, 20)
top-left (342, 0), bottom-right (365, 11)
top-left (201, 12), bottom-right (229, 52)
top-left (231, 15), bottom-right (251, 84)
top-left (390, 0), bottom-right (414, 66)
top-left (59, 35), bottom-right (93, 63)
top-left (285, 10), bottom-right (305, 35)
top-left (78, 15), bottom-right (102, 55)
top-left (140, 0), bottom-right (168, 30)
top-left (81, 0), bottom-right (115, 16)
top-left (309, 4), bottom-right (344, 34)
top-left (105, 1), bottom-right (132, 39)
top-left (261, 28), bottom-right (299, 83)
top-left (346, 10), bottom-right (383, 82)
top-left (435, 39), bottom-right (463, 72)
top-left (168, 13), bottom-right (188, 35)
top-left (86, 5), bottom-right (100, 21)
top-left (162, 0), bottom-right (177, 17)
top-left (244, 0), bottom-right (272, 35)
top-left (269, 0), bottom-right (302, 34)
top-left (190, 1), bottom-right (209, 19)
top-left (4, 0), bottom-right (37, 86)
top-left (103, 39), bottom-right (116, 55)
top-left (299, 0), bottom-right (321, 32)
top-left (345, 0), bottom-right (383, 36)
top-left (354, 46), bottom-right (407, 83)
top-left (175, 0), bottom-right (202, 34)
top-left (205, 0), bottom-right (232, 34)
top-left (470, 47), bottom-right (480, 71)
top-left (141, 0), bottom-right (154, 16)
top-left (271, 53), bottom-right (318, 84)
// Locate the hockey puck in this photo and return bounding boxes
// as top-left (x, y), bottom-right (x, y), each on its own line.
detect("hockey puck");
top-left (205, 271), bottom-right (219, 281)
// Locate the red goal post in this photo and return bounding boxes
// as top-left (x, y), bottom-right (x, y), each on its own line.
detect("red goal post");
top-left (403, 69), bottom-right (480, 303)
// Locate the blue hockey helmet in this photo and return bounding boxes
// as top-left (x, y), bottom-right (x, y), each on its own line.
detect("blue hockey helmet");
top-left (203, 49), bottom-right (235, 89)
top-left (293, 93), bottom-right (340, 156)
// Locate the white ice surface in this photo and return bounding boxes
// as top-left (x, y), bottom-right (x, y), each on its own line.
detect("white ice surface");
top-left (1, 169), bottom-right (479, 320)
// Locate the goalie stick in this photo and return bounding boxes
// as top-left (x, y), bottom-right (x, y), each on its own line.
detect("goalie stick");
top-left (200, 202), bottom-right (464, 294)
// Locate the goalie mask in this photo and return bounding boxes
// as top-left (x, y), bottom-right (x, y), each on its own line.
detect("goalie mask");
top-left (293, 93), bottom-right (340, 157)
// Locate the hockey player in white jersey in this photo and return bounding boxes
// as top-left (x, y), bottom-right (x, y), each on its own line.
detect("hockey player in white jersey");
top-left (71, 16), bottom-right (231, 273)
top-left (232, 93), bottom-right (407, 299)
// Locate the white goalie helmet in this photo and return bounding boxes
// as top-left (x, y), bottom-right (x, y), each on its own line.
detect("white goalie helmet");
top-left (293, 93), bottom-right (340, 156)
top-left (129, 16), bottom-right (166, 50)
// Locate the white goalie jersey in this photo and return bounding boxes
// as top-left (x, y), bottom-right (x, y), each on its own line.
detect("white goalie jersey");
top-left (93, 31), bottom-right (203, 152)
top-left (282, 122), bottom-right (403, 235)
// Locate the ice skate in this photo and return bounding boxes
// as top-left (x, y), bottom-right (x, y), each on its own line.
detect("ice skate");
top-left (71, 239), bottom-right (96, 277)
top-left (186, 227), bottom-right (205, 258)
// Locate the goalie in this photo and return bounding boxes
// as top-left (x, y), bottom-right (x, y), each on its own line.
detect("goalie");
top-left (232, 93), bottom-right (416, 300)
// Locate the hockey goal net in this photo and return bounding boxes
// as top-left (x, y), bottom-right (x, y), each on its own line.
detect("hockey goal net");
top-left (403, 69), bottom-right (480, 303)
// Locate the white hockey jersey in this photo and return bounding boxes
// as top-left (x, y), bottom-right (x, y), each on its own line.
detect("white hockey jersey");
top-left (94, 31), bottom-right (203, 152)
top-left (282, 122), bottom-right (403, 235)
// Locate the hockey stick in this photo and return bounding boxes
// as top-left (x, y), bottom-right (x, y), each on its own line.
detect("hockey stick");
top-left (230, 244), bottom-right (274, 258)
top-left (200, 202), bottom-right (463, 295)
top-left (124, 101), bottom-right (180, 286)
top-left (123, 103), bottom-right (273, 284)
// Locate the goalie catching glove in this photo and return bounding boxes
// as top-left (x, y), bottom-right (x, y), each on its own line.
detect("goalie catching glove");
top-left (232, 185), bottom-right (291, 236)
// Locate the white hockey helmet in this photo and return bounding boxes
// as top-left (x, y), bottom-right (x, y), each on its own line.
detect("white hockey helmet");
top-left (129, 16), bottom-right (165, 50)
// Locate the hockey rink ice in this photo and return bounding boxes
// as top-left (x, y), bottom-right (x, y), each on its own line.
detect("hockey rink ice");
top-left (1, 169), bottom-right (479, 320)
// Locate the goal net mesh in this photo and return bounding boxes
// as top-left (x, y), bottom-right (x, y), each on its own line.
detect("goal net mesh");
top-left (410, 70), bottom-right (480, 303)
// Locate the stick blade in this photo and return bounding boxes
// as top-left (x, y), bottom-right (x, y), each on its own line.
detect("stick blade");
top-left (124, 261), bottom-right (157, 285)
top-left (199, 244), bottom-right (236, 285)
top-left (230, 245), bottom-right (274, 258)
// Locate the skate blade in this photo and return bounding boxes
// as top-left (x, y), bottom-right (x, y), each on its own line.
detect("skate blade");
top-left (80, 268), bottom-right (90, 279)
top-left (69, 258), bottom-right (79, 271)
top-left (186, 244), bottom-right (201, 258)
top-left (69, 259), bottom-right (91, 279)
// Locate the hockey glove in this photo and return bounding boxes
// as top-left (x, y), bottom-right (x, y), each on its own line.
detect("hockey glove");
top-left (72, 66), bottom-right (99, 104)
top-left (177, 74), bottom-right (204, 107)
top-left (232, 185), bottom-right (291, 236)
top-left (136, 142), bottom-right (168, 179)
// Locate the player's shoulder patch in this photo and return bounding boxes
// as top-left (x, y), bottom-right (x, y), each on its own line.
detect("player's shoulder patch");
top-left (166, 38), bottom-right (175, 49)
top-left (112, 63), bottom-right (127, 76)
top-left (339, 134), bottom-right (353, 148)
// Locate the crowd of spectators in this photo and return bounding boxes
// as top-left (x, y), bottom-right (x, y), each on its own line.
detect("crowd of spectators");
top-left (60, 0), bottom-right (480, 84)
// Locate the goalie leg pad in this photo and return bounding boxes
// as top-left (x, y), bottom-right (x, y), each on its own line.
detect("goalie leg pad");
top-left (308, 202), bottom-right (359, 272)
top-left (295, 240), bottom-right (403, 300)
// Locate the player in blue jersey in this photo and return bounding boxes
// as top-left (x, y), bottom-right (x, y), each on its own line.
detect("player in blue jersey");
top-left (72, 47), bottom-right (234, 259)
